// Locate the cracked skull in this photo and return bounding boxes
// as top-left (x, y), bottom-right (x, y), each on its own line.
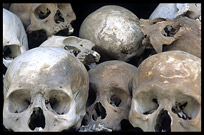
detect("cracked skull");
top-left (9, 3), bottom-right (76, 36)
top-left (140, 17), bottom-right (201, 58)
top-left (3, 46), bottom-right (89, 131)
top-left (80, 60), bottom-right (138, 131)
top-left (40, 36), bottom-right (100, 65)
top-left (3, 8), bottom-right (28, 68)
top-left (129, 51), bottom-right (201, 132)
top-left (79, 5), bottom-right (144, 61)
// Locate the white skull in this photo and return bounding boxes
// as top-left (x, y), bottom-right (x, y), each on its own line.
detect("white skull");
top-left (80, 60), bottom-right (138, 131)
top-left (40, 36), bottom-right (100, 65)
top-left (129, 51), bottom-right (201, 132)
top-left (149, 3), bottom-right (201, 20)
top-left (9, 3), bottom-right (76, 36)
top-left (3, 46), bottom-right (89, 131)
top-left (3, 8), bottom-right (28, 67)
top-left (79, 5), bottom-right (144, 61)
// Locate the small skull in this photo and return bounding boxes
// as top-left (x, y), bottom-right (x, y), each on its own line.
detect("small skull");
top-left (129, 51), bottom-right (201, 132)
top-left (40, 36), bottom-right (100, 65)
top-left (140, 17), bottom-right (201, 58)
top-left (3, 46), bottom-right (89, 131)
top-left (80, 60), bottom-right (138, 131)
top-left (79, 5), bottom-right (144, 61)
top-left (9, 3), bottom-right (76, 36)
top-left (3, 8), bottom-right (28, 67)
top-left (149, 3), bottom-right (201, 20)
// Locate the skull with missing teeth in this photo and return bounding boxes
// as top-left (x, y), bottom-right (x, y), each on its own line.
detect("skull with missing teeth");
top-left (80, 60), bottom-right (138, 131)
top-left (3, 47), bottom-right (89, 131)
top-left (129, 51), bottom-right (201, 132)
top-left (9, 3), bottom-right (76, 36)
top-left (79, 5), bottom-right (144, 61)
top-left (3, 8), bottom-right (28, 67)
top-left (40, 36), bottom-right (100, 65)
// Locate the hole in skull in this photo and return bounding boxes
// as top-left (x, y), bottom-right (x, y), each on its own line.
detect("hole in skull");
top-left (46, 90), bottom-right (70, 115)
top-left (171, 94), bottom-right (200, 120)
top-left (135, 91), bottom-right (159, 115)
top-left (92, 102), bottom-right (106, 121)
top-left (64, 46), bottom-right (81, 57)
top-left (155, 109), bottom-right (171, 132)
top-left (54, 10), bottom-right (64, 23)
top-left (86, 87), bottom-right (96, 107)
top-left (29, 107), bottom-right (45, 130)
top-left (35, 5), bottom-right (51, 19)
top-left (162, 25), bottom-right (177, 37)
top-left (120, 119), bottom-right (143, 132)
top-left (109, 95), bottom-right (121, 107)
top-left (8, 90), bottom-right (31, 113)
top-left (3, 45), bottom-right (20, 60)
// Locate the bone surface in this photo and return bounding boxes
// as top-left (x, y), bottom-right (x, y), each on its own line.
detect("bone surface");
top-left (40, 36), bottom-right (100, 65)
top-left (80, 60), bottom-right (138, 131)
top-left (3, 46), bottom-right (89, 132)
top-left (3, 8), bottom-right (28, 67)
top-left (79, 5), bottom-right (144, 61)
top-left (129, 50), bottom-right (201, 132)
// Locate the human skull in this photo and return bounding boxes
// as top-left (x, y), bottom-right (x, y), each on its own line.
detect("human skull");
top-left (40, 36), bottom-right (100, 65)
top-left (140, 17), bottom-right (201, 58)
top-left (129, 51), bottom-right (201, 132)
top-left (9, 3), bottom-right (76, 36)
top-left (3, 8), bottom-right (28, 68)
top-left (80, 60), bottom-right (138, 131)
top-left (79, 5), bottom-right (144, 61)
top-left (149, 3), bottom-right (201, 20)
top-left (3, 46), bottom-right (89, 131)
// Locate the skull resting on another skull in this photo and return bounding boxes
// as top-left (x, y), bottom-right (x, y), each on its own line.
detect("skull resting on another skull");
top-left (3, 46), bottom-right (89, 132)
top-left (80, 60), bottom-right (138, 132)
top-left (9, 3), bottom-right (76, 37)
top-left (129, 50), bottom-right (201, 132)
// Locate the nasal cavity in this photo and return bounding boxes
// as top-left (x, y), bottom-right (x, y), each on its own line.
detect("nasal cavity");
top-left (92, 102), bottom-right (107, 121)
top-left (29, 107), bottom-right (45, 130)
top-left (155, 109), bottom-right (171, 132)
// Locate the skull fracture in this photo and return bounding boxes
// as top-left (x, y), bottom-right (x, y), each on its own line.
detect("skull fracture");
top-left (129, 50), bottom-right (201, 132)
top-left (3, 46), bottom-right (89, 132)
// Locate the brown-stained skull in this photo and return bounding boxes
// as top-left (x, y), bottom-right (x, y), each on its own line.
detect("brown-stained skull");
top-left (140, 17), bottom-right (201, 58)
top-left (80, 60), bottom-right (138, 131)
top-left (129, 51), bottom-right (201, 132)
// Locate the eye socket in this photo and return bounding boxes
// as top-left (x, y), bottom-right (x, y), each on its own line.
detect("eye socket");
top-left (3, 45), bottom-right (21, 60)
top-left (171, 94), bottom-right (200, 120)
top-left (135, 91), bottom-right (159, 115)
top-left (8, 89), bottom-right (31, 113)
top-left (108, 87), bottom-right (129, 107)
top-left (34, 5), bottom-right (51, 20)
top-left (46, 90), bottom-right (70, 115)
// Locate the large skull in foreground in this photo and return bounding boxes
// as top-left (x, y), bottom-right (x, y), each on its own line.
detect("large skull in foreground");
top-left (129, 51), bottom-right (201, 132)
top-left (3, 47), bottom-right (89, 131)
top-left (140, 17), bottom-right (201, 58)
top-left (79, 5), bottom-right (144, 61)
top-left (40, 36), bottom-right (100, 65)
top-left (80, 60), bottom-right (138, 131)
top-left (9, 3), bottom-right (76, 36)
top-left (3, 8), bottom-right (28, 67)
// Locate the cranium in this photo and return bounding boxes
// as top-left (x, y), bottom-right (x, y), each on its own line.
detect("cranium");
top-left (79, 5), bottom-right (144, 61)
top-left (3, 46), bottom-right (89, 131)
top-left (40, 36), bottom-right (100, 65)
top-left (140, 17), bottom-right (201, 58)
top-left (3, 8), bottom-right (28, 68)
top-left (80, 60), bottom-right (138, 131)
top-left (9, 3), bottom-right (76, 36)
top-left (129, 51), bottom-right (201, 131)
top-left (149, 3), bottom-right (201, 20)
